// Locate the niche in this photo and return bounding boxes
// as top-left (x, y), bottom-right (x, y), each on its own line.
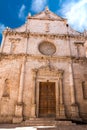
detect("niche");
top-left (2, 79), bottom-right (10, 98)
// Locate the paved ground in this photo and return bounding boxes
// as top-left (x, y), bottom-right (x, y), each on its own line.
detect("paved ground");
top-left (0, 124), bottom-right (36, 130)
top-left (0, 124), bottom-right (87, 130)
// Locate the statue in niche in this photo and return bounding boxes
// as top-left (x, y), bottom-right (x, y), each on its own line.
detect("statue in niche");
top-left (3, 79), bottom-right (10, 98)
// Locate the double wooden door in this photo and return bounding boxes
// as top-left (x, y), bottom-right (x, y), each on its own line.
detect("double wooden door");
top-left (39, 82), bottom-right (56, 117)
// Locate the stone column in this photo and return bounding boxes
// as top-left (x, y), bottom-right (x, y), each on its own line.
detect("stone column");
top-left (56, 80), bottom-right (60, 118)
top-left (30, 69), bottom-right (37, 118)
top-left (13, 58), bottom-right (26, 123)
top-left (69, 63), bottom-right (75, 104)
top-left (69, 63), bottom-right (80, 119)
top-left (18, 62), bottom-right (25, 103)
top-left (36, 81), bottom-right (39, 118)
top-left (59, 73), bottom-right (66, 119)
top-left (67, 27), bottom-right (80, 119)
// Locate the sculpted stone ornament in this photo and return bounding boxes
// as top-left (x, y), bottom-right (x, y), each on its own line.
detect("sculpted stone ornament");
top-left (9, 38), bottom-right (21, 43)
top-left (39, 41), bottom-right (56, 56)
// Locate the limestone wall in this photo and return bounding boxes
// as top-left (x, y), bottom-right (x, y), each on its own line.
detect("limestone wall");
top-left (0, 9), bottom-right (87, 123)
top-left (1, 34), bottom-right (86, 58)
top-left (0, 55), bottom-right (86, 121)
top-left (73, 62), bottom-right (87, 118)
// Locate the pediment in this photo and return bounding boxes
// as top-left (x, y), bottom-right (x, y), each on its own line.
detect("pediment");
top-left (32, 66), bottom-right (64, 78)
top-left (28, 8), bottom-right (66, 21)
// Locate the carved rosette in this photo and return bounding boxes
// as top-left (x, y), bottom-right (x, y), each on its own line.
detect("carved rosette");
top-left (38, 41), bottom-right (56, 56)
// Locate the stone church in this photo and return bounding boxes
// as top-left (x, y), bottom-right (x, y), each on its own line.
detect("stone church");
top-left (0, 7), bottom-right (87, 125)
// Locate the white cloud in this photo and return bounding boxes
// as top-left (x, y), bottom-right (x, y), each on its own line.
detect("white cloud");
top-left (31, 0), bottom-right (47, 13)
top-left (59, 0), bottom-right (87, 32)
top-left (18, 4), bottom-right (26, 20)
top-left (0, 23), bottom-right (6, 34)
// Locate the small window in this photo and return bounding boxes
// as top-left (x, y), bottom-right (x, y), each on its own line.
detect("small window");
top-left (82, 81), bottom-right (87, 99)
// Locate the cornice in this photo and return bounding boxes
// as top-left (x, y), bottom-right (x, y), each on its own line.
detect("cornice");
top-left (3, 30), bottom-right (86, 41)
top-left (27, 17), bottom-right (65, 21)
top-left (72, 57), bottom-right (87, 64)
top-left (0, 53), bottom-right (87, 64)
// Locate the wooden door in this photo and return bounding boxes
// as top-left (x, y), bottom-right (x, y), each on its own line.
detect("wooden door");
top-left (39, 82), bottom-right (56, 117)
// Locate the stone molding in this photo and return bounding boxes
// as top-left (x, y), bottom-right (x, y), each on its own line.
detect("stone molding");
top-left (33, 66), bottom-right (63, 78)
top-left (0, 53), bottom-right (87, 64)
top-left (32, 66), bottom-right (66, 118)
top-left (3, 30), bottom-right (86, 41)
top-left (27, 17), bottom-right (66, 21)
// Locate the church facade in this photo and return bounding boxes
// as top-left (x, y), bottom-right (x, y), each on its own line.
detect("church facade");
top-left (0, 8), bottom-right (87, 124)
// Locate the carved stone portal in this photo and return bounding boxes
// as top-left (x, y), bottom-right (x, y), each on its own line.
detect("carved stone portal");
top-left (32, 66), bottom-right (66, 119)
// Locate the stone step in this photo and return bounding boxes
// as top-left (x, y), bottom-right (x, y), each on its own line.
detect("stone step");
top-left (37, 126), bottom-right (87, 130)
top-left (29, 118), bottom-right (55, 121)
top-left (21, 120), bottom-right (76, 126)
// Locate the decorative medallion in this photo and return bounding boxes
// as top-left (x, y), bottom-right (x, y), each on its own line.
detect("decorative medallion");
top-left (39, 41), bottom-right (56, 56)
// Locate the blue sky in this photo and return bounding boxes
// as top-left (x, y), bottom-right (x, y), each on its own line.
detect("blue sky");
top-left (0, 0), bottom-right (87, 43)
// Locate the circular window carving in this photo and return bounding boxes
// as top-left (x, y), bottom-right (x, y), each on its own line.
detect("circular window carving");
top-left (39, 42), bottom-right (56, 56)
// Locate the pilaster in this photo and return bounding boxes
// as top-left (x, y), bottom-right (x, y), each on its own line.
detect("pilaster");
top-left (13, 103), bottom-right (23, 123)
top-left (69, 63), bottom-right (80, 119)
top-left (13, 58), bottom-right (26, 123)
top-left (30, 69), bottom-right (37, 118)
top-left (71, 104), bottom-right (80, 119)
top-left (59, 74), bottom-right (66, 119)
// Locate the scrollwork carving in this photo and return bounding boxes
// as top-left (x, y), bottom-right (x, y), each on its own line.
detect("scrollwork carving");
top-left (33, 66), bottom-right (64, 78)
top-left (5, 30), bottom-right (87, 41)
top-left (9, 38), bottom-right (21, 43)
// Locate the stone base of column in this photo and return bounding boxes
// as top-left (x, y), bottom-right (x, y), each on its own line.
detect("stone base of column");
top-left (13, 103), bottom-right (23, 123)
top-left (13, 116), bottom-right (23, 124)
top-left (71, 104), bottom-right (80, 120)
top-left (31, 104), bottom-right (36, 118)
top-left (56, 104), bottom-right (66, 119)
top-left (59, 104), bottom-right (66, 119)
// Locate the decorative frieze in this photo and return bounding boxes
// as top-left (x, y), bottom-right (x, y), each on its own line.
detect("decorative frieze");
top-left (3, 29), bottom-right (87, 41)
top-left (9, 38), bottom-right (21, 43)
top-left (0, 53), bottom-right (87, 64)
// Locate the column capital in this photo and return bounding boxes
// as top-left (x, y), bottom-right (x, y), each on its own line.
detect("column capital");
top-left (58, 69), bottom-right (64, 77)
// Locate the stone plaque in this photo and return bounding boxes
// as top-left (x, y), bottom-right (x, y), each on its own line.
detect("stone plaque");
top-left (39, 42), bottom-right (56, 56)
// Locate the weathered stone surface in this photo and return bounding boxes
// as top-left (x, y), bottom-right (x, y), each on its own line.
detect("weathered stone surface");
top-left (0, 8), bottom-right (87, 125)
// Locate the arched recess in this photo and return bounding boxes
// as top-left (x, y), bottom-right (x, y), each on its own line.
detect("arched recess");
top-left (2, 79), bottom-right (10, 98)
top-left (32, 66), bottom-right (66, 119)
